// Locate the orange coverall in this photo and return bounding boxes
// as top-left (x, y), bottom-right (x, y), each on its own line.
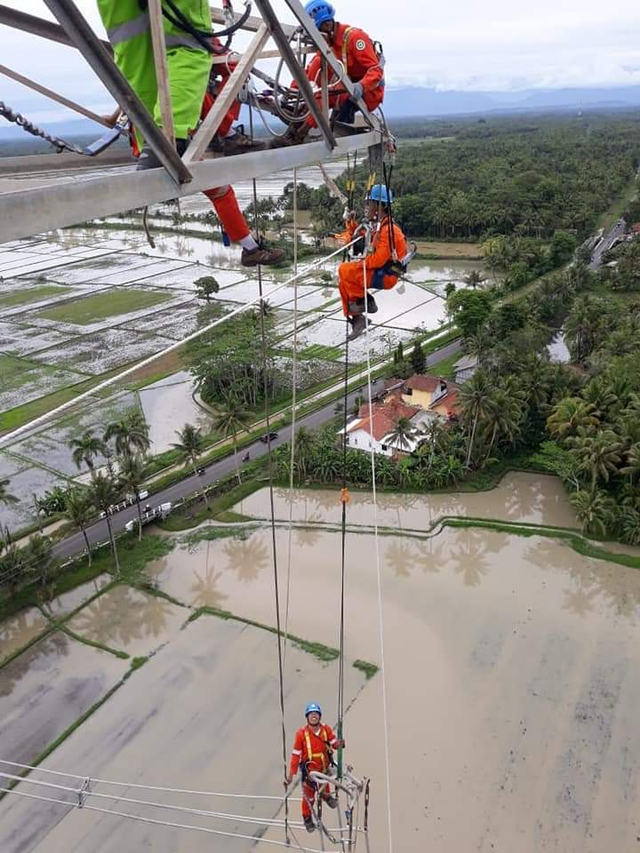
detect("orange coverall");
top-left (200, 40), bottom-right (250, 242)
top-left (339, 216), bottom-right (408, 316)
top-left (302, 22), bottom-right (384, 129)
top-left (290, 723), bottom-right (339, 818)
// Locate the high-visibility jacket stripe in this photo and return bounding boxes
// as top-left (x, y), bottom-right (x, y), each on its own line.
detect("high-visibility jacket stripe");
top-left (165, 33), bottom-right (205, 51)
top-left (107, 11), bottom-right (149, 46)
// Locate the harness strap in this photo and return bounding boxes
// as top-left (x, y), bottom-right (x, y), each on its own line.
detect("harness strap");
top-left (341, 27), bottom-right (352, 71)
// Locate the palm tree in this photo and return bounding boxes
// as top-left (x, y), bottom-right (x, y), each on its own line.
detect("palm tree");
top-left (69, 429), bottom-right (106, 472)
top-left (0, 478), bottom-right (18, 507)
top-left (459, 371), bottom-right (493, 467)
top-left (621, 443), bottom-right (640, 483)
top-left (463, 269), bottom-right (486, 290)
top-left (104, 411), bottom-right (150, 458)
top-left (568, 429), bottom-right (623, 491)
top-left (27, 533), bottom-right (57, 595)
top-left (89, 471), bottom-right (121, 577)
top-left (118, 454), bottom-right (147, 541)
top-left (387, 417), bottom-right (418, 454)
top-left (546, 397), bottom-right (599, 441)
top-left (63, 488), bottom-right (95, 564)
top-left (172, 423), bottom-right (209, 507)
top-left (212, 398), bottom-right (252, 485)
top-left (482, 385), bottom-right (523, 462)
top-left (570, 489), bottom-right (613, 537)
top-left (294, 427), bottom-right (315, 480)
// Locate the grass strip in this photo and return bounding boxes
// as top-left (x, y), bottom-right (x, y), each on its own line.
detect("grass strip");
top-left (352, 659), bottom-right (379, 680)
top-left (190, 605), bottom-right (340, 662)
top-left (58, 625), bottom-right (129, 660)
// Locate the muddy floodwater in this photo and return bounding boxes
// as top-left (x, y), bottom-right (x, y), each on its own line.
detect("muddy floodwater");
top-left (2, 474), bottom-right (640, 852)
top-left (239, 472), bottom-right (579, 530)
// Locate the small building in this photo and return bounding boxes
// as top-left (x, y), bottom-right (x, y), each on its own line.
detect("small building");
top-left (344, 395), bottom-right (422, 457)
top-left (452, 354), bottom-right (478, 384)
top-left (401, 375), bottom-right (449, 410)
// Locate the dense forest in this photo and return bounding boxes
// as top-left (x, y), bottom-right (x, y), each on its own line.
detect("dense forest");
top-left (296, 113), bottom-right (640, 242)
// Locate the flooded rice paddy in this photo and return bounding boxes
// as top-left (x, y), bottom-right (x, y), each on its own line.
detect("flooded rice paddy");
top-left (2, 475), bottom-right (640, 851)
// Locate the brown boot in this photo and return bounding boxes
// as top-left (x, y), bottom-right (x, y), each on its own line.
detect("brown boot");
top-left (222, 129), bottom-right (266, 155)
top-left (268, 123), bottom-right (309, 149)
top-left (241, 244), bottom-right (286, 267)
top-left (347, 314), bottom-right (368, 341)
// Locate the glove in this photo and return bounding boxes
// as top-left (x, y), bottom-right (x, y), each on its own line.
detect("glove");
top-left (350, 83), bottom-right (364, 102)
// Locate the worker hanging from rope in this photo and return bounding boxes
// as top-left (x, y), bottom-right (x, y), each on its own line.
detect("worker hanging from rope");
top-left (272, 0), bottom-right (385, 147)
top-left (338, 183), bottom-right (410, 341)
top-left (285, 702), bottom-right (345, 833)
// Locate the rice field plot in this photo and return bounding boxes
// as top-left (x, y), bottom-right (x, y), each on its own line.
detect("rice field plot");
top-left (0, 364), bottom-right (86, 413)
top-left (41, 254), bottom-right (170, 285)
top-left (34, 288), bottom-right (174, 326)
top-left (3, 428), bottom-right (88, 478)
top-left (120, 300), bottom-right (208, 340)
top-left (221, 279), bottom-right (329, 311)
top-left (272, 354), bottom-right (343, 391)
top-left (131, 264), bottom-right (247, 291)
top-left (0, 354), bottom-right (40, 378)
top-left (0, 284), bottom-right (69, 310)
top-left (32, 330), bottom-right (169, 375)
top-left (0, 462), bottom-right (68, 530)
top-left (0, 322), bottom-right (79, 357)
top-left (0, 283), bottom-right (97, 318)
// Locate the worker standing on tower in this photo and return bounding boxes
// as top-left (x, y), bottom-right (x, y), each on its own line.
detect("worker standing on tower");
top-left (338, 184), bottom-right (409, 341)
top-left (275, 0), bottom-right (385, 146)
top-left (97, 0), bottom-right (212, 169)
top-left (285, 703), bottom-right (345, 833)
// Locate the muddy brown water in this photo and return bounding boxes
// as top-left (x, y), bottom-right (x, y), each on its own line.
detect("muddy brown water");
top-left (65, 585), bottom-right (188, 656)
top-left (0, 616), bottom-right (366, 852)
top-left (0, 631), bottom-right (127, 768)
top-left (239, 472), bottom-right (579, 531)
top-left (0, 607), bottom-right (48, 665)
top-left (3, 474), bottom-right (640, 851)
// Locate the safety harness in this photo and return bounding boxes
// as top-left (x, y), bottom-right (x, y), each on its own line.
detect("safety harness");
top-left (301, 726), bottom-right (334, 784)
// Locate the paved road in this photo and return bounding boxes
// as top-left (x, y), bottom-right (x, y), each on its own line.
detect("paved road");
top-left (589, 219), bottom-right (627, 271)
top-left (51, 338), bottom-right (461, 563)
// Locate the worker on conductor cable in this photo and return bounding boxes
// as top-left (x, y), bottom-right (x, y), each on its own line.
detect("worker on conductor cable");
top-left (99, 20), bottom-right (285, 266)
top-left (338, 184), bottom-right (408, 341)
top-left (97, 0), bottom-right (212, 170)
top-left (285, 702), bottom-right (345, 833)
top-left (274, 0), bottom-right (384, 147)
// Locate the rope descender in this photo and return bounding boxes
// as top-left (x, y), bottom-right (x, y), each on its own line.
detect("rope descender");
top-left (340, 486), bottom-right (351, 504)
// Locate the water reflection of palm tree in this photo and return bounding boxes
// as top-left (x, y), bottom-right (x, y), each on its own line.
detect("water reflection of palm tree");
top-left (385, 538), bottom-right (415, 578)
top-left (295, 525), bottom-right (323, 548)
top-left (0, 632), bottom-right (68, 698)
top-left (190, 543), bottom-right (228, 606)
top-left (504, 478), bottom-right (540, 522)
top-left (71, 588), bottom-right (143, 648)
top-left (562, 583), bottom-right (600, 617)
top-left (448, 529), bottom-right (495, 587)
top-left (222, 534), bottom-right (270, 583)
top-left (414, 537), bottom-right (444, 574)
top-left (0, 612), bottom-right (45, 662)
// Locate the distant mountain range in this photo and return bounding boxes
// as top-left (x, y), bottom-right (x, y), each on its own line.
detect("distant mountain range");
top-left (2, 85), bottom-right (640, 139)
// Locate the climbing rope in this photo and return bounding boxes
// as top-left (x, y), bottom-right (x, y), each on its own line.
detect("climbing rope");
top-left (249, 102), bottom-right (290, 846)
top-left (337, 321), bottom-right (350, 780)
top-left (361, 176), bottom-right (394, 852)
top-left (0, 101), bottom-right (86, 155)
top-left (283, 165), bottom-right (300, 671)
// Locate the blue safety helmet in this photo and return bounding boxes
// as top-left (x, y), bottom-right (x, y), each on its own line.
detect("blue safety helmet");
top-left (305, 702), bottom-right (322, 717)
top-left (304, 0), bottom-right (335, 28)
top-left (367, 184), bottom-right (394, 205)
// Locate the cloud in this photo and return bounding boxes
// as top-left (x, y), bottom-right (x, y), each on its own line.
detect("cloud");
top-left (1, 0), bottom-right (640, 127)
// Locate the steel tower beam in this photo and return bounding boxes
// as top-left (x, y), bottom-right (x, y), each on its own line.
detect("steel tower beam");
top-left (0, 131), bottom-right (379, 244)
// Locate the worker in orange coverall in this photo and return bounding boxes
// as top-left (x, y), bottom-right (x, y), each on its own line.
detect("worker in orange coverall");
top-left (103, 36), bottom-right (283, 267)
top-left (199, 39), bottom-right (284, 266)
top-left (338, 184), bottom-right (408, 341)
top-left (274, 0), bottom-right (384, 146)
top-left (284, 702), bottom-right (345, 833)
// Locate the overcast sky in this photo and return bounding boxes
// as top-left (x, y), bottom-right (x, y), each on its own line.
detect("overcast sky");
top-left (3, 0), bottom-right (640, 123)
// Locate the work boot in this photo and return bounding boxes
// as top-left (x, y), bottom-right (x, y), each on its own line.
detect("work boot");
top-left (347, 299), bottom-right (365, 316)
top-left (347, 313), bottom-right (368, 341)
top-left (269, 123), bottom-right (309, 149)
top-left (304, 816), bottom-right (315, 833)
top-left (241, 244), bottom-right (286, 267)
top-left (221, 128), bottom-right (266, 155)
top-left (136, 138), bottom-right (187, 171)
top-left (366, 293), bottom-right (378, 314)
top-left (323, 795), bottom-right (338, 809)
